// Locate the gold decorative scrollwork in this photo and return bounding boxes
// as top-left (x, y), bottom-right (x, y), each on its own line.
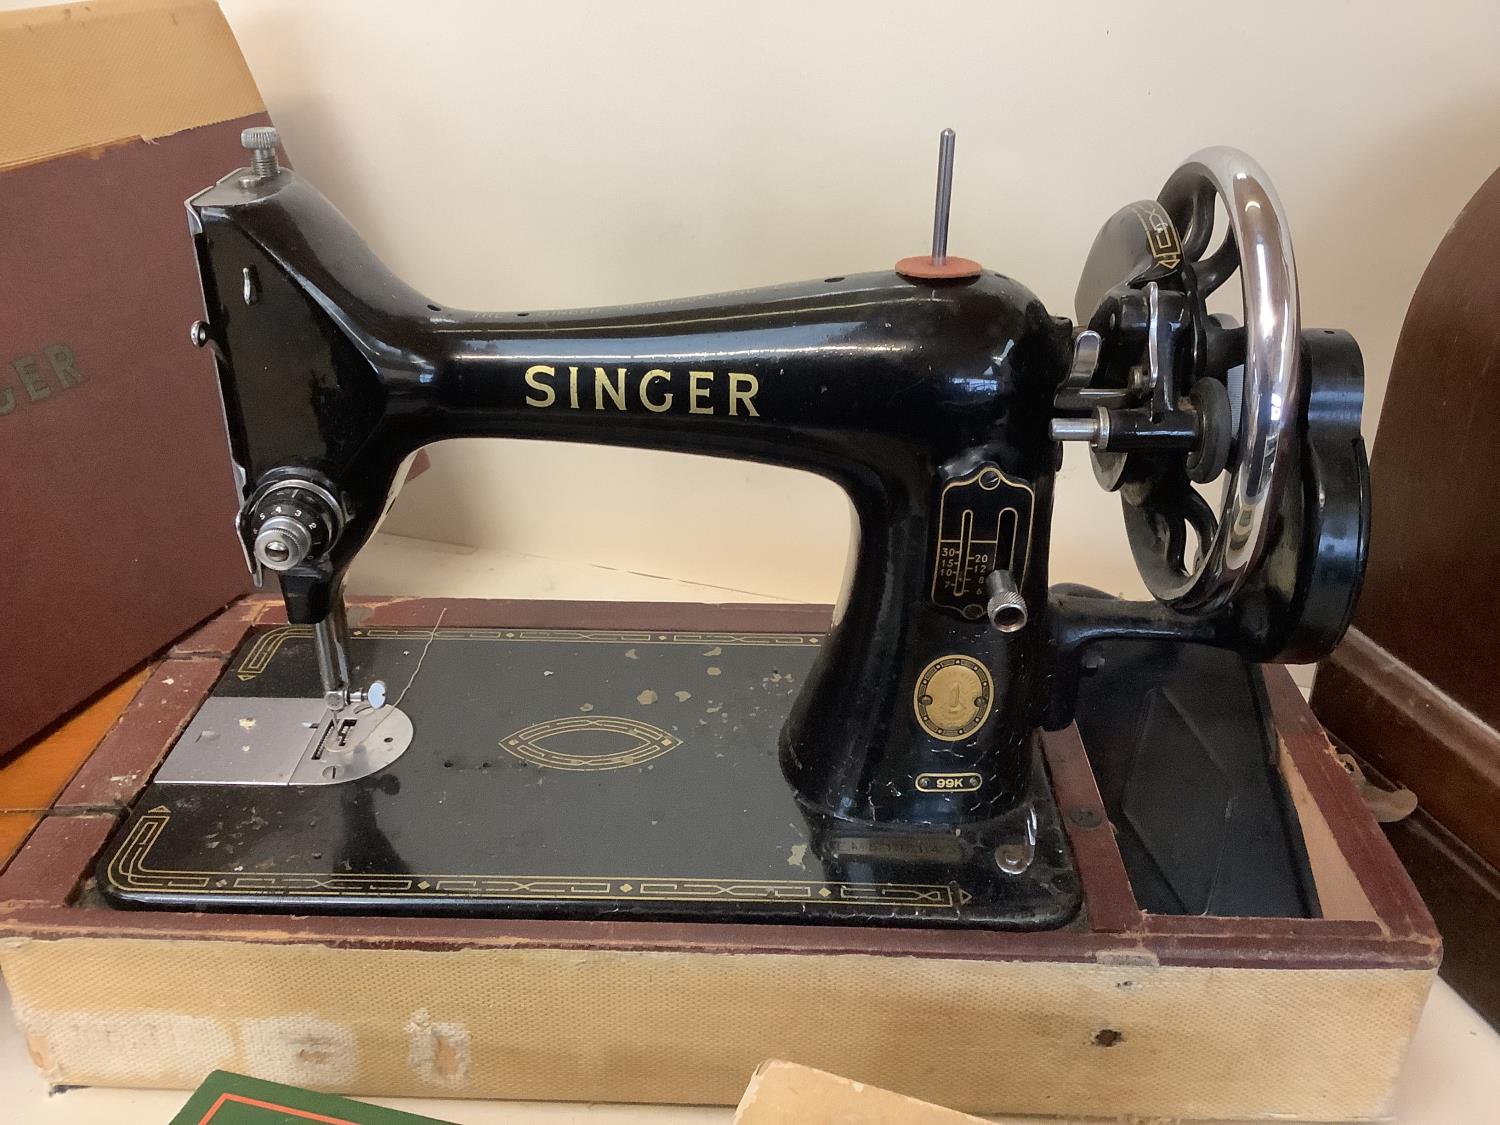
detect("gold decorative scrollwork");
top-left (500, 715), bottom-right (682, 771)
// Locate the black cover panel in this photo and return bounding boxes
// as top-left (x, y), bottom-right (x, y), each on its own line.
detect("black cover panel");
top-left (1074, 639), bottom-right (1319, 918)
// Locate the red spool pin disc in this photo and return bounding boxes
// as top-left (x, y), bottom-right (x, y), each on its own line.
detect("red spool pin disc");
top-left (895, 254), bottom-right (983, 280)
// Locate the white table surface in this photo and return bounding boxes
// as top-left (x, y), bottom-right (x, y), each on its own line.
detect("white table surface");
top-left (3, 536), bottom-right (1493, 1121)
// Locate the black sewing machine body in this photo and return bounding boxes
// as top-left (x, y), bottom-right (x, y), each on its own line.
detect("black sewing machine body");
top-left (196, 169), bottom-right (1071, 823)
top-left (97, 134), bottom-right (1368, 927)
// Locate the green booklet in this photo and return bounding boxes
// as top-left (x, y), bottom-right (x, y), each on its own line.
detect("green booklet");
top-left (170, 1070), bottom-right (459, 1124)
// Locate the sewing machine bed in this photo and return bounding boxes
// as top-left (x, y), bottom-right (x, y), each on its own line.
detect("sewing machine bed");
top-left (0, 597), bottom-right (1439, 1120)
top-left (92, 607), bottom-right (1316, 928)
top-left (96, 617), bottom-right (1076, 927)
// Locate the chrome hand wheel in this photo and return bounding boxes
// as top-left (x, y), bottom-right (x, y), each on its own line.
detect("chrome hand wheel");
top-left (1059, 147), bottom-right (1303, 614)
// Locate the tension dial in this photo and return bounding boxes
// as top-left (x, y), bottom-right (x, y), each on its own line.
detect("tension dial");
top-left (243, 479), bottom-right (345, 573)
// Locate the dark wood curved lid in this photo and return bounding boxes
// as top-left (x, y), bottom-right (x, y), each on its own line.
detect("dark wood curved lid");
top-left (1354, 164), bottom-right (1500, 731)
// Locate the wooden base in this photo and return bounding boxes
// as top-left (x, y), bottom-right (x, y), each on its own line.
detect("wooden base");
top-left (0, 597), bottom-right (1439, 1120)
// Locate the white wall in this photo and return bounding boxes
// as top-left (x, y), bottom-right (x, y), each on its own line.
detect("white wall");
top-left (159, 3), bottom-right (1500, 597)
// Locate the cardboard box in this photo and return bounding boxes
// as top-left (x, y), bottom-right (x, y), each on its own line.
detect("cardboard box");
top-left (734, 1061), bottom-right (989, 1124)
top-left (0, 0), bottom-right (259, 754)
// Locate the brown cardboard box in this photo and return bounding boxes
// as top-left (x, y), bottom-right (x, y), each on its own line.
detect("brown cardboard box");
top-left (0, 0), bottom-right (261, 754)
top-left (734, 1061), bottom-right (990, 1124)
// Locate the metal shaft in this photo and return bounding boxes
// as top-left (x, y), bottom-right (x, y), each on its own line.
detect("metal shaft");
top-left (251, 147), bottom-right (279, 179)
top-left (1049, 415), bottom-right (1103, 444)
top-left (931, 128), bottom-right (956, 265)
top-left (313, 600), bottom-right (352, 707)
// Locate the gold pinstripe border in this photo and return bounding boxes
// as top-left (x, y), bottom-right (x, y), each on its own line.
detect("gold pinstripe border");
top-left (236, 625), bottom-right (821, 681)
top-left (106, 807), bottom-right (961, 908)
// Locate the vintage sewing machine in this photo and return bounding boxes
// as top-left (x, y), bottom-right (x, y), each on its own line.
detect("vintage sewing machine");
top-left (98, 129), bottom-right (1368, 930)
